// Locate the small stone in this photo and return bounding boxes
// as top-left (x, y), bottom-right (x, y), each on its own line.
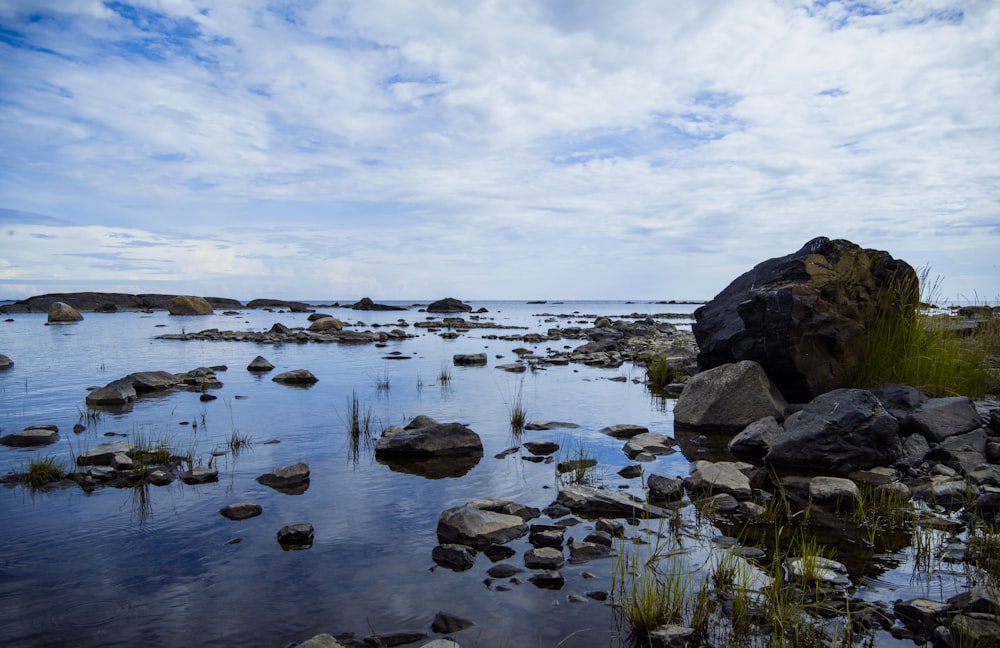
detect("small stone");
top-left (524, 547), bottom-right (564, 569)
top-left (276, 523), bottom-right (314, 549)
top-left (219, 502), bottom-right (263, 521)
top-left (180, 466), bottom-right (218, 484)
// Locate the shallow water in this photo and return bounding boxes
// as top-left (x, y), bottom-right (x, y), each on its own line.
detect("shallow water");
top-left (0, 301), bottom-right (699, 647)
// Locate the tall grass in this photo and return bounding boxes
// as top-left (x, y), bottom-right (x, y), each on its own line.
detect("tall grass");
top-left (644, 353), bottom-right (687, 390)
top-left (854, 267), bottom-right (999, 397)
top-left (20, 455), bottom-right (66, 489)
top-left (345, 391), bottom-right (375, 466)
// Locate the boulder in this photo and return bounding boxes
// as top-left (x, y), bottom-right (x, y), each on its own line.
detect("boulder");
top-left (692, 237), bottom-right (917, 402)
top-left (647, 474), bottom-right (685, 502)
top-left (684, 461), bottom-right (752, 500)
top-left (427, 297), bottom-right (473, 313)
top-left (167, 295), bottom-right (214, 315)
top-left (129, 371), bottom-right (180, 392)
top-left (351, 297), bottom-right (406, 311)
top-left (375, 423), bottom-right (483, 457)
top-left (673, 361), bottom-right (788, 432)
top-left (901, 396), bottom-right (982, 443)
top-left (431, 611), bottom-right (474, 634)
top-left (0, 426), bottom-right (59, 447)
top-left (524, 547), bottom-right (565, 569)
top-left (728, 416), bottom-right (781, 460)
top-left (308, 317), bottom-right (344, 332)
top-left (271, 369), bottom-right (318, 385)
top-left (47, 301), bottom-right (83, 323)
top-left (76, 441), bottom-right (133, 466)
top-left (246, 356), bottom-right (274, 373)
top-left (466, 498), bottom-right (541, 521)
top-left (219, 502), bottom-right (263, 520)
top-left (808, 476), bottom-right (860, 508)
top-left (257, 461), bottom-right (310, 491)
top-left (436, 503), bottom-right (528, 548)
top-left (431, 544), bottom-right (477, 571)
top-left (277, 523), bottom-right (314, 549)
top-left (765, 388), bottom-right (902, 471)
top-left (871, 383), bottom-right (929, 420)
top-left (568, 541), bottom-right (611, 562)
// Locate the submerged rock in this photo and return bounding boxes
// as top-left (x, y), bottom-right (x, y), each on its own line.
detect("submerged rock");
top-left (257, 461), bottom-right (310, 493)
top-left (0, 354), bottom-right (12, 370)
top-left (556, 484), bottom-right (669, 519)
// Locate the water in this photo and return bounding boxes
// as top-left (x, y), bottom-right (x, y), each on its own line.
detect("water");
top-left (0, 300), bottom-right (702, 647)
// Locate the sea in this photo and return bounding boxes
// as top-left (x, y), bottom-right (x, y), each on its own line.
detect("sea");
top-left (0, 299), bottom-right (712, 647)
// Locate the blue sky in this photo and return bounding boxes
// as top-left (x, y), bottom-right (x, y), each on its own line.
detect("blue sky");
top-left (0, 0), bottom-right (997, 301)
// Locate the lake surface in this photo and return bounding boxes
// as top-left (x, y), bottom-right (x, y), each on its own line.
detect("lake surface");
top-left (0, 300), bottom-right (970, 647)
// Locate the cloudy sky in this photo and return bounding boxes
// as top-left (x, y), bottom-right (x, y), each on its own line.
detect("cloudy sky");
top-left (0, 1), bottom-right (997, 302)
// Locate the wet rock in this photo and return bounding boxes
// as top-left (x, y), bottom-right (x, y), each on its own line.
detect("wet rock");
top-left (647, 474), bottom-right (685, 502)
top-left (894, 598), bottom-right (952, 637)
top-left (909, 476), bottom-right (968, 509)
top-left (785, 555), bottom-right (850, 587)
top-left (432, 544), bottom-right (476, 571)
top-left (47, 301), bottom-right (83, 323)
top-left (487, 563), bottom-right (523, 578)
top-left (583, 530), bottom-right (613, 547)
top-left (649, 624), bottom-right (700, 648)
top-left (0, 354), bottom-right (13, 370)
top-left (246, 355), bottom-right (274, 373)
top-left (693, 237), bottom-right (917, 402)
top-left (623, 432), bottom-right (675, 459)
top-left (219, 502), bottom-right (263, 520)
top-left (351, 297), bottom-right (405, 311)
top-left (495, 363), bottom-right (526, 373)
top-left (483, 545), bottom-right (516, 561)
top-left (375, 423), bottom-right (483, 457)
top-left (527, 570), bottom-right (564, 589)
top-left (294, 633), bottom-right (349, 648)
top-left (257, 461), bottom-right (310, 493)
top-left (673, 361), bottom-right (788, 433)
top-left (431, 611), bottom-right (474, 634)
top-left (556, 457), bottom-right (597, 474)
top-left (695, 493), bottom-right (740, 513)
top-left (766, 388), bottom-right (902, 471)
top-left (684, 461), bottom-right (752, 500)
top-left (927, 429), bottom-right (988, 474)
top-left (524, 421), bottom-right (579, 431)
top-left (76, 441), bottom-right (133, 466)
top-left (529, 524), bottom-right (565, 548)
top-left (897, 433), bottom-right (931, 468)
top-left (809, 476), bottom-right (860, 509)
top-left (596, 519), bottom-right (625, 537)
top-left (147, 469), bottom-right (174, 486)
top-left (568, 541), bottom-right (611, 562)
top-left (618, 465), bottom-right (643, 479)
top-left (728, 416), bottom-right (781, 460)
top-left (452, 353), bottom-right (487, 366)
top-left (872, 383), bottom-right (929, 420)
top-left (902, 396), bottom-right (982, 442)
top-left (308, 316), bottom-right (344, 332)
top-left (0, 425), bottom-right (59, 447)
top-left (180, 466), bottom-right (219, 484)
top-left (556, 484), bottom-right (669, 519)
top-left (523, 441), bottom-right (559, 456)
top-left (427, 297), bottom-right (473, 313)
top-left (277, 523), bottom-right (314, 550)
top-left (167, 295), bottom-right (213, 315)
top-left (600, 424), bottom-right (649, 439)
top-left (85, 377), bottom-right (138, 406)
top-left (949, 614), bottom-right (1000, 648)
top-left (271, 369), bottom-right (318, 385)
top-left (436, 503), bottom-right (528, 548)
top-left (246, 298), bottom-right (312, 312)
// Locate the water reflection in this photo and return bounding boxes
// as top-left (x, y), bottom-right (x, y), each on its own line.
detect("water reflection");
top-left (375, 451), bottom-right (482, 479)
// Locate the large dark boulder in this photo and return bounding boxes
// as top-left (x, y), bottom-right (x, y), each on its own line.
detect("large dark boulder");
top-left (47, 301), bottom-right (83, 323)
top-left (167, 295), bottom-right (214, 315)
top-left (426, 297), bottom-right (473, 313)
top-left (765, 388), bottom-right (902, 471)
top-left (374, 422), bottom-right (483, 457)
top-left (351, 297), bottom-right (405, 311)
top-left (693, 237), bottom-right (917, 402)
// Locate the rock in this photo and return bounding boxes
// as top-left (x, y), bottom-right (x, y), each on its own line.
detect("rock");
top-left (277, 523), bottom-right (314, 549)
top-left (808, 476), bottom-right (860, 509)
top-left (76, 441), bottom-right (133, 466)
top-left (47, 301), bottom-right (83, 323)
top-left (909, 476), bottom-right (968, 509)
top-left (623, 432), bottom-right (675, 459)
top-left (785, 555), bottom-right (850, 587)
top-left (894, 598), bottom-right (952, 636)
top-left (522, 441), bottom-right (559, 456)
top-left (649, 624), bottom-right (701, 648)
top-left (436, 503), bottom-right (528, 548)
top-left (350, 297), bottom-right (405, 311)
top-left (568, 541), bottom-right (611, 562)
top-left (728, 416), bottom-right (781, 460)
top-left (0, 354), bottom-right (12, 370)
top-left (524, 421), bottom-right (579, 431)
top-left (294, 634), bottom-right (349, 648)
top-left (180, 466), bottom-right (218, 484)
top-left (418, 641), bottom-right (460, 648)
top-left (692, 237), bottom-right (917, 402)
top-left (85, 376), bottom-right (138, 406)
top-left (556, 484), bottom-right (669, 519)
top-left (600, 424), bottom-right (649, 439)
top-left (257, 461), bottom-right (310, 492)
top-left (618, 465), bottom-right (643, 479)
top-left (271, 369), bottom-right (318, 385)
top-left (0, 426), bottom-right (59, 447)
top-left (684, 461), bottom-right (752, 500)
top-left (872, 383), bottom-right (929, 420)
top-left (308, 316), bottom-right (344, 332)
top-left (452, 353), bottom-right (487, 366)
top-left (219, 502), bottom-right (263, 520)
top-left (130, 371), bottom-right (181, 392)
top-left (524, 546), bottom-right (565, 569)
top-left (431, 544), bottom-right (476, 571)
top-left (375, 422), bottom-right (483, 457)
top-left (647, 474), bottom-right (685, 502)
top-left (949, 614), bottom-right (1000, 648)
top-left (766, 388), bottom-right (902, 471)
top-left (467, 499), bottom-right (540, 521)
top-left (528, 570), bottom-right (564, 589)
top-left (897, 433), bottom-right (931, 468)
top-left (431, 611), bottom-right (474, 634)
top-left (246, 356), bottom-right (274, 372)
top-left (529, 526), bottom-right (565, 548)
top-left (495, 363), bottom-right (526, 373)
top-left (167, 295), bottom-right (214, 315)
top-left (427, 298), bottom-right (473, 313)
top-left (673, 361), bottom-right (788, 433)
top-left (147, 469), bottom-right (174, 486)
top-left (487, 563), bottom-right (523, 578)
top-left (483, 545), bottom-right (516, 561)
top-left (245, 298), bottom-right (312, 312)
top-left (901, 396), bottom-right (982, 442)
top-left (926, 428), bottom-right (988, 474)
top-left (556, 458), bottom-right (597, 475)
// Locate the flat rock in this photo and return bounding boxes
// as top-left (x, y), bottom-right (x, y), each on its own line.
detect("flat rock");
top-left (556, 484), bottom-right (669, 519)
top-left (684, 461), bottom-right (752, 500)
top-left (524, 547), bottom-right (564, 569)
top-left (0, 426), bottom-right (60, 447)
top-left (257, 461), bottom-right (310, 491)
top-left (600, 424), bottom-right (649, 439)
top-left (76, 441), bottom-right (134, 466)
top-left (902, 396), bottom-right (982, 443)
top-left (522, 441), bottom-right (559, 456)
top-left (524, 421), bottom-right (579, 431)
top-left (568, 541), bottom-right (611, 562)
top-left (452, 353), bottom-right (487, 366)
top-left (436, 503), bottom-right (528, 548)
top-left (85, 377), bottom-right (138, 406)
top-left (271, 369), bottom-right (318, 385)
top-left (180, 467), bottom-right (219, 484)
top-left (375, 423), bottom-right (483, 457)
top-left (220, 502), bottom-right (263, 520)
top-left (809, 476), bottom-right (860, 508)
top-left (623, 432), bottom-right (675, 459)
top-left (277, 523), bottom-right (314, 549)
top-left (432, 543), bottom-right (476, 571)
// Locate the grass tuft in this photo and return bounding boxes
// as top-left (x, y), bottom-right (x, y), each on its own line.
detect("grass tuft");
top-left (20, 455), bottom-right (66, 489)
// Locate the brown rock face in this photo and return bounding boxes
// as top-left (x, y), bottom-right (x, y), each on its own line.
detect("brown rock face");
top-left (693, 237), bottom-right (917, 402)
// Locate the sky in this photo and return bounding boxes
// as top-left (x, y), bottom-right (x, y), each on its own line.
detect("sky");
top-left (0, 0), bottom-right (998, 302)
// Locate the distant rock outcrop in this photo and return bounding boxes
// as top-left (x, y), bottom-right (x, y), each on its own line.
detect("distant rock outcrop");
top-left (351, 297), bottom-right (406, 311)
top-left (692, 237), bottom-right (917, 402)
top-left (0, 292), bottom-right (241, 313)
top-left (245, 299), bottom-right (313, 312)
top-left (167, 295), bottom-right (214, 316)
top-left (47, 301), bottom-right (83, 323)
top-left (427, 297), bottom-right (473, 313)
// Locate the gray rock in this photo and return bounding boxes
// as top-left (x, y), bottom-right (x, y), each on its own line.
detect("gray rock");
top-left (432, 543), bottom-right (476, 571)
top-left (909, 476), bottom-right (968, 509)
top-left (528, 570), bottom-right (564, 589)
top-left (568, 541), bottom-right (611, 562)
top-left (927, 429), bottom-right (988, 474)
top-left (785, 555), bottom-right (850, 587)
top-left (257, 461), bottom-right (310, 491)
top-left (522, 441), bottom-right (559, 456)
top-left (294, 633), bottom-right (349, 648)
top-left (431, 611), bottom-right (474, 634)
top-left (808, 476), bottom-right (860, 508)
top-left (167, 295), bottom-right (213, 315)
top-left (436, 503), bottom-right (528, 548)
top-left (524, 421), bottom-right (579, 431)
top-left (277, 523), bottom-right (314, 549)
top-left (271, 369), bottom-right (318, 385)
top-left (894, 598), bottom-right (952, 636)
top-left (673, 361), bottom-right (788, 433)
top-left (351, 297), bottom-right (405, 311)
top-left (487, 563), bottom-right (523, 578)
top-left (0, 426), bottom-right (59, 447)
top-left (247, 355), bottom-right (274, 372)
top-left (465, 499), bottom-right (540, 520)
top-left (427, 297), bottom-right (473, 313)
top-left (129, 370), bottom-right (181, 392)
top-left (308, 316), bottom-right (344, 332)
top-left (47, 301), bottom-right (83, 323)
top-left (495, 363), bottom-right (526, 373)
top-left (684, 461), bottom-right (752, 500)
top-left (556, 484), bottom-right (669, 519)
top-left (452, 353), bottom-right (487, 366)
top-left (649, 624), bottom-right (701, 648)
top-left (728, 416), bottom-right (781, 460)
top-left (76, 441), bottom-right (133, 466)
top-left (600, 424), bottom-right (649, 439)
top-left (529, 525), bottom-right (565, 548)
top-left (872, 383), bottom-right (929, 420)
top-left (524, 547), bottom-right (564, 569)
top-left (646, 474), bottom-right (685, 502)
top-left (897, 433), bottom-right (931, 468)
top-left (902, 396), bottom-right (982, 442)
top-left (623, 432), bottom-right (675, 459)
top-left (85, 377), bottom-right (138, 406)
top-left (766, 388), bottom-right (901, 471)
top-left (180, 466), bottom-right (218, 484)
top-left (0, 354), bottom-right (12, 370)
top-left (220, 502), bottom-right (263, 520)
top-left (375, 422), bottom-right (483, 457)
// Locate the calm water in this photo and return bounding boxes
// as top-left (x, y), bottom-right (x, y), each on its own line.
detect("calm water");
top-left (0, 300), bottom-right (707, 647)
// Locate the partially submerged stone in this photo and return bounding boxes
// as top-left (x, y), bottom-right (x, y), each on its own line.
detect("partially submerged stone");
top-left (76, 441), bottom-right (134, 466)
top-left (375, 422), bottom-right (483, 457)
top-left (684, 461), bottom-right (752, 500)
top-left (246, 355), bottom-right (274, 373)
top-left (271, 369), bottom-right (318, 385)
top-left (556, 484), bottom-right (669, 519)
top-left (0, 426), bottom-right (59, 447)
top-left (277, 523), bottom-right (314, 549)
top-left (220, 502), bottom-right (263, 520)
top-left (257, 461), bottom-right (310, 493)
top-left (167, 295), bottom-right (213, 315)
top-left (673, 361), bottom-right (787, 433)
top-left (47, 301), bottom-right (83, 323)
top-left (436, 502), bottom-right (529, 548)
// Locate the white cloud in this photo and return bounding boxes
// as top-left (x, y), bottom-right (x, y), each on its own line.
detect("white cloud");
top-left (0, 0), bottom-right (997, 301)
